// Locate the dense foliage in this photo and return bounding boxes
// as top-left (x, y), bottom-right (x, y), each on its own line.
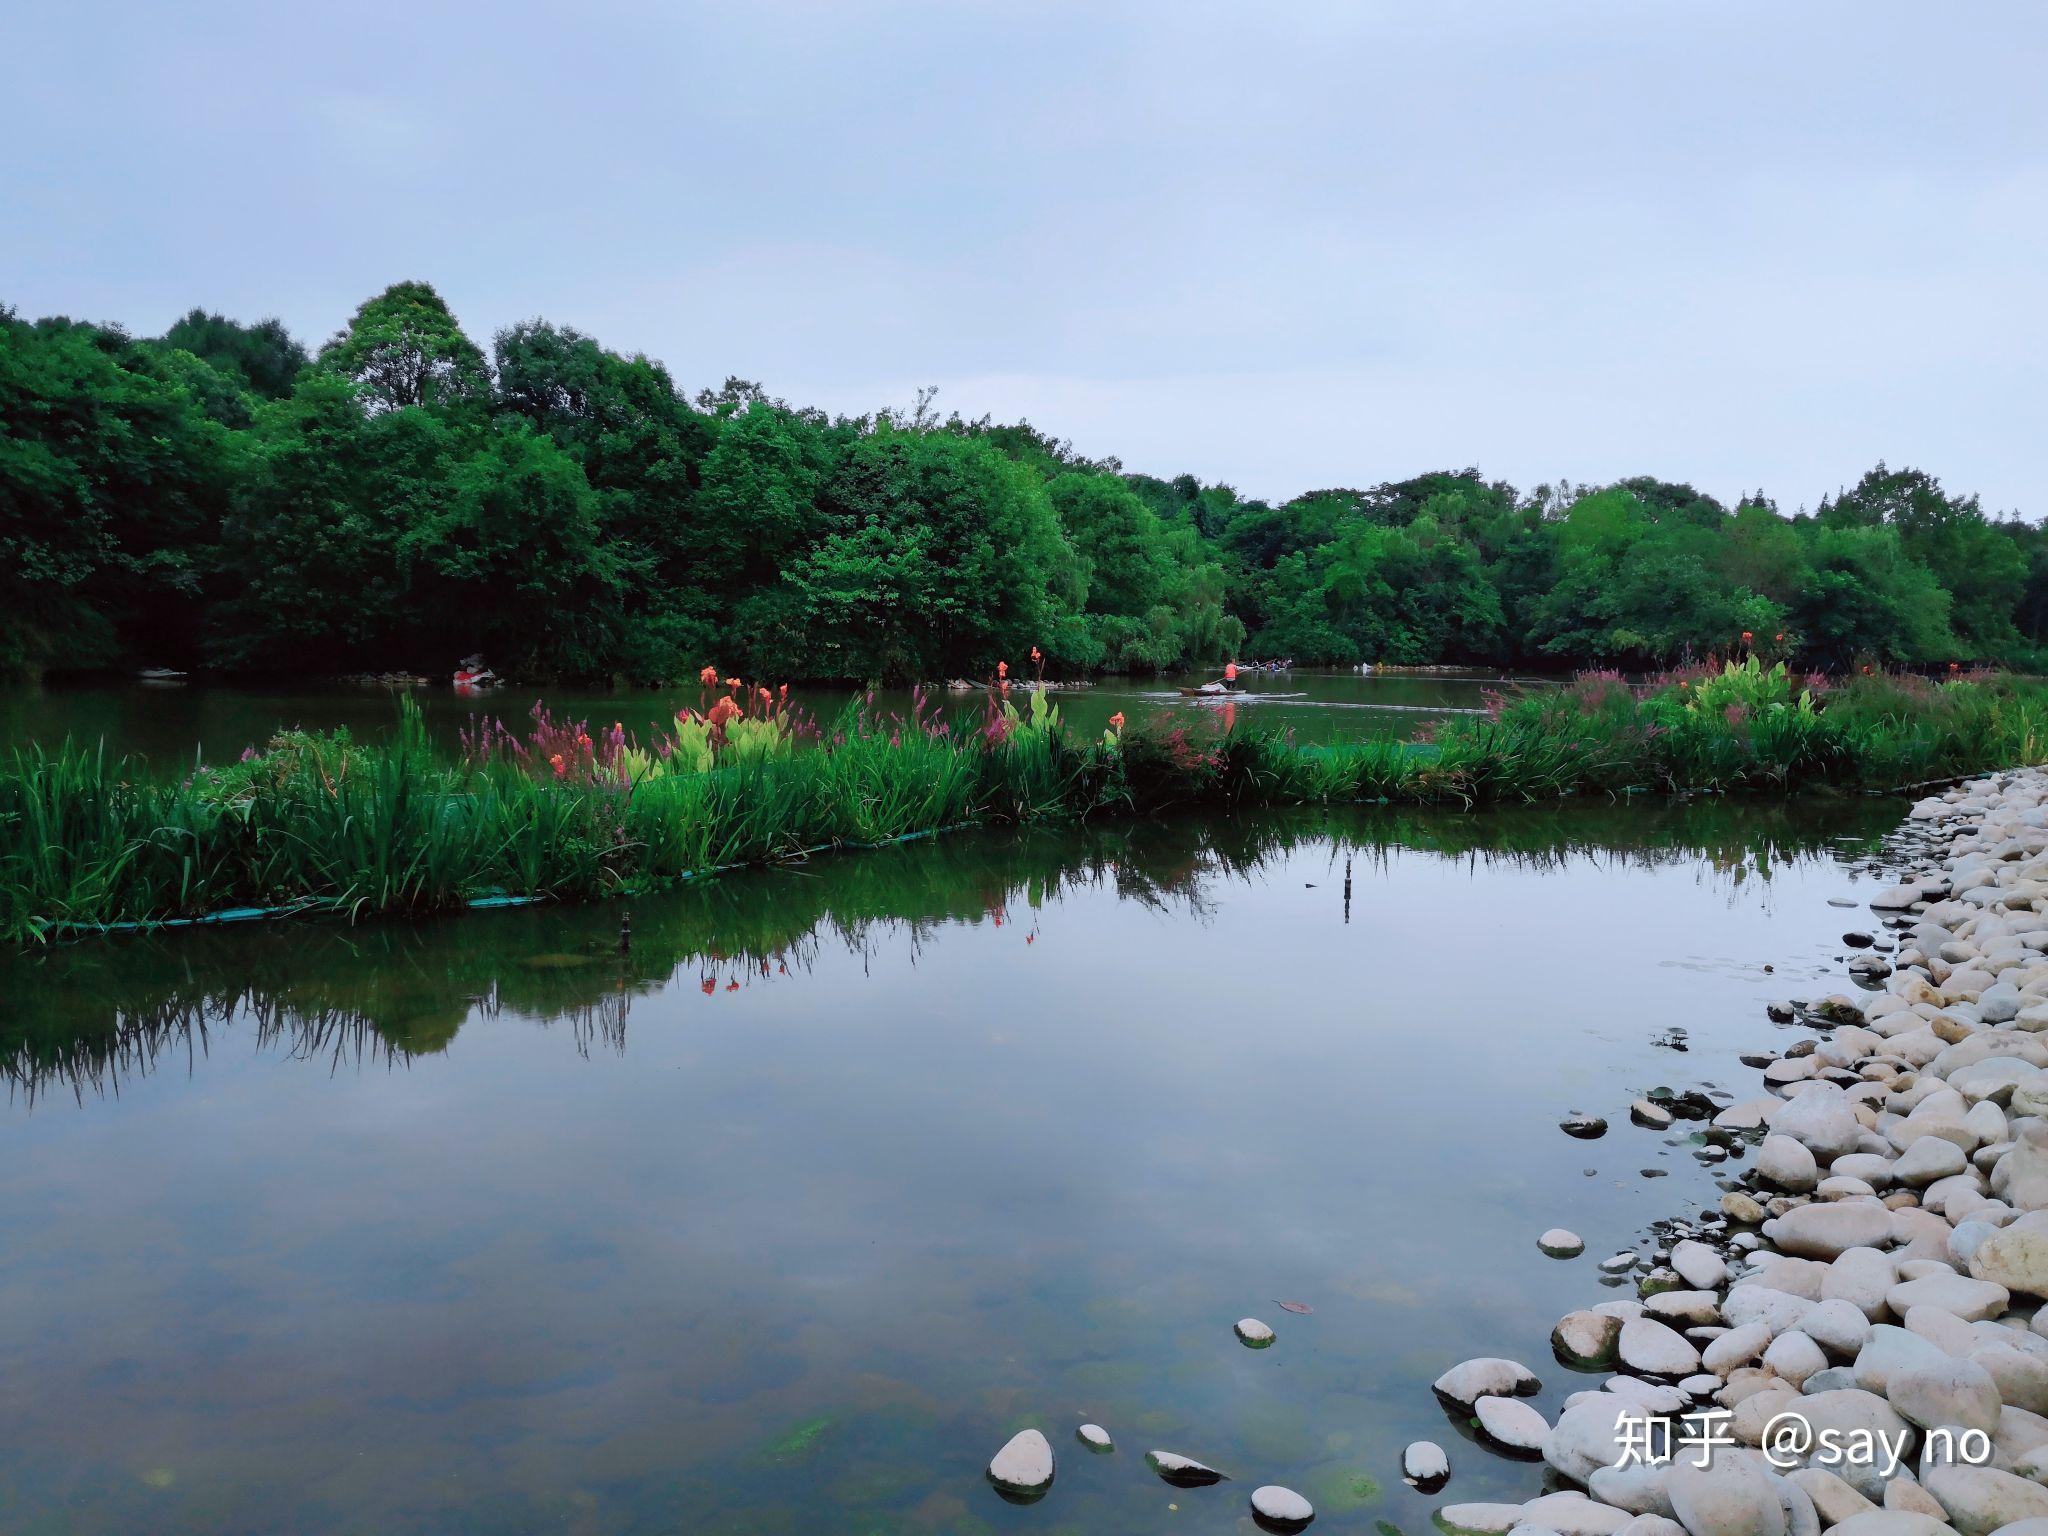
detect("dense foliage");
top-left (5, 283), bottom-right (2045, 682)
top-left (6, 669), bottom-right (2046, 944)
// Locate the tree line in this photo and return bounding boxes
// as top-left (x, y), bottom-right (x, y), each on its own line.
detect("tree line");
top-left (4, 280), bottom-right (2042, 684)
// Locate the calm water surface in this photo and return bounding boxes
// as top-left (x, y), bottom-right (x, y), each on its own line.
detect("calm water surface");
top-left (0, 669), bottom-right (1536, 765)
top-left (0, 802), bottom-right (1901, 1534)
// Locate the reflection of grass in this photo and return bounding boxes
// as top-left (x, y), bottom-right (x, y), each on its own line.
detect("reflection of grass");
top-left (0, 791), bottom-right (1907, 1101)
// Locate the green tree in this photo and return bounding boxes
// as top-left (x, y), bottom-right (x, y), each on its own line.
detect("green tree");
top-left (319, 281), bottom-right (491, 413)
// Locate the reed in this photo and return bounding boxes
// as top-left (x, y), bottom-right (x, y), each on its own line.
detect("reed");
top-left (5, 671), bottom-right (2047, 944)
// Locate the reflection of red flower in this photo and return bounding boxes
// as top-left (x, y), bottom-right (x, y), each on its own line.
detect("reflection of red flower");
top-left (726, 980), bottom-right (739, 992)
top-left (700, 977), bottom-right (715, 995)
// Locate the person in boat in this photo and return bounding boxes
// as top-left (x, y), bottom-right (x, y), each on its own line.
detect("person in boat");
top-left (1188, 661), bottom-right (1241, 695)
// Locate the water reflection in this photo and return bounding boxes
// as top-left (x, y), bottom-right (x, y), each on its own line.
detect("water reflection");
top-left (3, 798), bottom-right (1898, 1107)
top-left (0, 794), bottom-right (1915, 1536)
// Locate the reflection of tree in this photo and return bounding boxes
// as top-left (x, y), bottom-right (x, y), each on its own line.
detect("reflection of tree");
top-left (1, 797), bottom-right (1900, 1104)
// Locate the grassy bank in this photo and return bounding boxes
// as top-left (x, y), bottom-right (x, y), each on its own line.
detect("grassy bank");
top-left (4, 664), bottom-right (2044, 944)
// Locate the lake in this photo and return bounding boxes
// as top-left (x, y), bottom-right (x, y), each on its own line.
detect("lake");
top-left (0, 798), bottom-right (1905, 1534)
top-left (0, 668), bottom-right (1537, 767)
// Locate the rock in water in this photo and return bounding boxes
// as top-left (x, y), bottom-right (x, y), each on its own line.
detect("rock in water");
top-left (1474, 1395), bottom-right (1548, 1455)
top-left (1236, 1316), bottom-right (1276, 1347)
top-left (1076, 1422), bottom-right (1112, 1451)
top-left (987, 1428), bottom-right (1054, 1500)
top-left (1540, 1228), bottom-right (1586, 1258)
top-left (1146, 1449), bottom-right (1228, 1486)
top-left (1251, 1484), bottom-right (1316, 1531)
top-left (1562, 1114), bottom-right (1609, 1139)
top-left (1404, 1440), bottom-right (1450, 1488)
top-left (1553, 1309), bottom-right (1623, 1369)
top-left (1618, 1316), bottom-right (1701, 1377)
top-left (1434, 1357), bottom-right (1540, 1407)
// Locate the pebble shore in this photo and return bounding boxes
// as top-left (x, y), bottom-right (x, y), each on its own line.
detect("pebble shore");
top-left (1431, 768), bottom-right (2048, 1536)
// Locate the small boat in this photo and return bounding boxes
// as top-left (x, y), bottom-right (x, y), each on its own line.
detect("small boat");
top-left (454, 654), bottom-right (500, 690)
top-left (136, 667), bottom-right (187, 682)
top-left (1177, 684), bottom-right (1239, 697)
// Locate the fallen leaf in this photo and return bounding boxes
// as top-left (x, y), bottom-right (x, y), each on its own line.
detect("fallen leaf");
top-left (1274, 1299), bottom-right (1313, 1315)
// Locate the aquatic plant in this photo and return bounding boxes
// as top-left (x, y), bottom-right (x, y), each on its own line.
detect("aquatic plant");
top-left (5, 673), bottom-right (2048, 943)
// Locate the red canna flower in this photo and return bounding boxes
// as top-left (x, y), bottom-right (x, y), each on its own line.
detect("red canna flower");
top-left (1109, 711), bottom-right (1126, 731)
top-left (997, 660), bottom-right (1008, 678)
top-left (1740, 630), bottom-right (1753, 643)
top-left (725, 676), bottom-right (741, 690)
top-left (699, 664), bottom-right (718, 686)
top-left (1030, 646), bottom-right (1041, 662)
top-left (549, 753), bottom-right (567, 777)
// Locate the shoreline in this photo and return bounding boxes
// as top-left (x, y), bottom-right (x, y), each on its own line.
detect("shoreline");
top-left (1419, 768), bottom-right (2048, 1536)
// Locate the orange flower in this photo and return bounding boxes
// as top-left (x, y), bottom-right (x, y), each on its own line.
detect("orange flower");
top-left (708, 697), bottom-right (740, 727)
top-left (1030, 646), bottom-right (1041, 662)
top-left (758, 686), bottom-right (772, 702)
top-left (1109, 711), bottom-right (1126, 731)
top-left (997, 660), bottom-right (1008, 678)
top-left (725, 676), bottom-right (741, 690)
top-left (549, 753), bottom-right (566, 777)
top-left (1740, 630), bottom-right (1753, 642)
top-left (699, 664), bottom-right (718, 686)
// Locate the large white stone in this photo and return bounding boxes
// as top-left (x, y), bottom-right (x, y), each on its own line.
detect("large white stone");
top-left (1477, 1395), bottom-right (1551, 1453)
top-left (1404, 1440), bottom-right (1450, 1484)
top-left (1704, 1323), bottom-right (1772, 1375)
top-left (1889, 1272), bottom-right (2013, 1323)
top-left (1975, 1228), bottom-right (2048, 1299)
top-left (1437, 1503), bottom-right (1525, 1535)
top-left (1251, 1485), bottom-right (1315, 1529)
top-left (988, 1428), bottom-right (1055, 1495)
top-left (1437, 1357), bottom-right (1541, 1407)
top-left (1766, 1203), bottom-right (1896, 1260)
top-left (1776, 1085), bottom-right (1865, 1159)
top-left (1521, 1492), bottom-right (1636, 1536)
top-left (1555, 1311), bottom-right (1624, 1369)
top-left (1674, 1240), bottom-right (1732, 1291)
top-left (1922, 1463), bottom-right (2048, 1536)
top-left (1802, 1298), bottom-right (1874, 1358)
top-left (1664, 1450), bottom-right (1788, 1536)
top-left (1724, 1287), bottom-right (1816, 1335)
top-left (1888, 1357), bottom-right (2004, 1435)
top-left (1760, 1136), bottom-right (1821, 1192)
top-left (1544, 1394), bottom-right (1638, 1484)
top-left (1622, 1317), bottom-right (1704, 1377)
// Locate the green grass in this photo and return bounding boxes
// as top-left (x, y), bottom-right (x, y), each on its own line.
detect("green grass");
top-left (5, 671), bottom-right (2046, 944)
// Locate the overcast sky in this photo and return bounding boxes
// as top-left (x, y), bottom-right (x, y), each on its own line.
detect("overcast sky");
top-left (5, 2), bottom-right (2043, 514)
